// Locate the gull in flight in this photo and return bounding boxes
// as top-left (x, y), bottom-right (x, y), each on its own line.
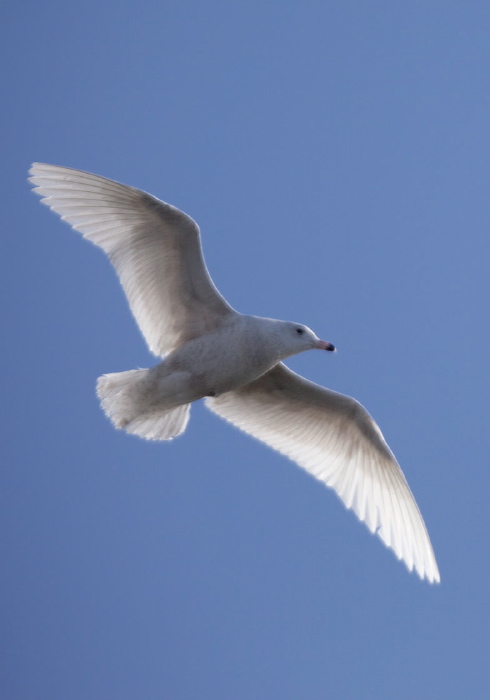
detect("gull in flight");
top-left (29, 163), bottom-right (440, 583)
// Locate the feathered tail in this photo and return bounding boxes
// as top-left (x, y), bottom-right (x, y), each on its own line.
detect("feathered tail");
top-left (96, 369), bottom-right (190, 441)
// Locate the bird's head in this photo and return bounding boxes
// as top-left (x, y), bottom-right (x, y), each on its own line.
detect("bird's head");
top-left (275, 321), bottom-right (336, 359)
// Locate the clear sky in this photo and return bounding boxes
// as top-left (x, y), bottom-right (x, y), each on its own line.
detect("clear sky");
top-left (3, 2), bottom-right (489, 698)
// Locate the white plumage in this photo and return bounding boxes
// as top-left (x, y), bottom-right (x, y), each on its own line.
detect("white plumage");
top-left (29, 163), bottom-right (440, 583)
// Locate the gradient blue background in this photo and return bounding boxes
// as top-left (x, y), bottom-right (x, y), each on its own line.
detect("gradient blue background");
top-left (3, 2), bottom-right (489, 698)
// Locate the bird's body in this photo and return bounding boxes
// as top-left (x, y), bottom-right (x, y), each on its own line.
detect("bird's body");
top-left (98, 314), bottom-right (331, 439)
top-left (29, 163), bottom-right (440, 583)
top-left (160, 314), bottom-right (324, 398)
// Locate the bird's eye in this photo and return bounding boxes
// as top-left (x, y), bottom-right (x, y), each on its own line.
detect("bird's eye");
top-left (296, 328), bottom-right (304, 335)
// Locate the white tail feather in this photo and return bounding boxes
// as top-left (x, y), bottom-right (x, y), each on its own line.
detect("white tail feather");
top-left (96, 369), bottom-right (191, 441)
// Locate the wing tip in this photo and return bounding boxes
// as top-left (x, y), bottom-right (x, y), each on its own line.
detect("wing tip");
top-left (408, 553), bottom-right (441, 584)
top-left (28, 162), bottom-right (59, 188)
top-left (29, 162), bottom-right (51, 176)
top-left (424, 564), bottom-right (441, 585)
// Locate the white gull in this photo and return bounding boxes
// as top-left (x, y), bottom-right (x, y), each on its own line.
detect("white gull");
top-left (29, 163), bottom-right (440, 583)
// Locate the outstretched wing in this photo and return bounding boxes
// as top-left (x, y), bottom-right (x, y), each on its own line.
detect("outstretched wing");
top-left (206, 363), bottom-right (439, 583)
top-left (29, 163), bottom-right (235, 356)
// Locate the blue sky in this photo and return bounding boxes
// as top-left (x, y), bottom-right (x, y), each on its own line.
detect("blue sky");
top-left (3, 2), bottom-right (490, 698)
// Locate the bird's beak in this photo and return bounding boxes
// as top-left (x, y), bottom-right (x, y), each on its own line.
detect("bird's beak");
top-left (316, 340), bottom-right (336, 352)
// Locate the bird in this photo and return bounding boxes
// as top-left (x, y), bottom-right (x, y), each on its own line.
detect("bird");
top-left (29, 163), bottom-right (440, 583)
